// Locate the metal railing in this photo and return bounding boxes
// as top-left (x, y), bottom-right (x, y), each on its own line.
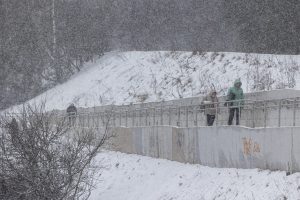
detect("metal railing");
top-left (52, 97), bottom-right (300, 129)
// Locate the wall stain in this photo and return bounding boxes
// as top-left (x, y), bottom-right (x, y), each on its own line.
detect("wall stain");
top-left (242, 137), bottom-right (261, 156)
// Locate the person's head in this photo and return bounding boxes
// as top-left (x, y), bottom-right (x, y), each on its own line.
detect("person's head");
top-left (234, 79), bottom-right (242, 88)
top-left (210, 90), bottom-right (217, 98)
top-left (70, 103), bottom-right (75, 107)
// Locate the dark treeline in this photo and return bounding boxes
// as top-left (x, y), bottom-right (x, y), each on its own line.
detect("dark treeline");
top-left (0, 0), bottom-right (299, 109)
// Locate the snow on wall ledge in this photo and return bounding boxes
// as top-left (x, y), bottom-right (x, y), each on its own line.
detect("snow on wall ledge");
top-left (110, 126), bottom-right (300, 172)
top-left (10, 51), bottom-right (300, 112)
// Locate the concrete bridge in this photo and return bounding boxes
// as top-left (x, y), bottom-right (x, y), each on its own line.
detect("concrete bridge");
top-left (4, 89), bottom-right (300, 173)
top-left (58, 89), bottom-right (300, 129)
top-left (51, 89), bottom-right (300, 173)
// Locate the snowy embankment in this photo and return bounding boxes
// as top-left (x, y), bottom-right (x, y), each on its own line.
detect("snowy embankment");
top-left (91, 151), bottom-right (300, 200)
top-left (9, 51), bottom-right (300, 112)
top-left (6, 52), bottom-right (300, 199)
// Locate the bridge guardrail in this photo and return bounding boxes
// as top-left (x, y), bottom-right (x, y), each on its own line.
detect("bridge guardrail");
top-left (2, 97), bottom-right (300, 128)
top-left (50, 97), bottom-right (300, 128)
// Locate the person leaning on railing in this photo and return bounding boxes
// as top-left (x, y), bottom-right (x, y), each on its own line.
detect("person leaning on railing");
top-left (201, 90), bottom-right (219, 126)
top-left (225, 78), bottom-right (245, 125)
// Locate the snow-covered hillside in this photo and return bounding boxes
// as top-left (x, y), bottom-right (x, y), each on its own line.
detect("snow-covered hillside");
top-left (17, 51), bottom-right (300, 111)
top-left (90, 151), bottom-right (300, 200)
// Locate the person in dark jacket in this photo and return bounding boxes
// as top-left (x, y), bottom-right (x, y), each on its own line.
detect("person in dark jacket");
top-left (66, 103), bottom-right (77, 126)
top-left (201, 90), bottom-right (219, 126)
top-left (226, 79), bottom-right (245, 125)
top-left (8, 117), bottom-right (19, 146)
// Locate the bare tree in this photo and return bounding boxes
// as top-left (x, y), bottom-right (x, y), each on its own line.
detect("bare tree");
top-left (0, 103), bottom-right (110, 200)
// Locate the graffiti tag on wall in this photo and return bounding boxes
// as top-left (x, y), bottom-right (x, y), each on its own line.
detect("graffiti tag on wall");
top-left (242, 137), bottom-right (261, 156)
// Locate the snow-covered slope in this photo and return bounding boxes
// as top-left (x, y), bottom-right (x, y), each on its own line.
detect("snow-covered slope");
top-left (16, 51), bottom-right (300, 111)
top-left (91, 151), bottom-right (300, 200)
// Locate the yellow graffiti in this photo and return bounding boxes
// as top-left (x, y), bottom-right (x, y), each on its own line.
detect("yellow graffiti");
top-left (242, 137), bottom-right (261, 156)
top-left (243, 138), bottom-right (252, 155)
top-left (253, 142), bottom-right (261, 153)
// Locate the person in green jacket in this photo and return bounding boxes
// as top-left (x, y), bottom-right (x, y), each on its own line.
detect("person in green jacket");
top-left (226, 78), bottom-right (244, 125)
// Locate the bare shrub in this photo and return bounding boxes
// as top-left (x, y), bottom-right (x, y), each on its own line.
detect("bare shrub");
top-left (276, 58), bottom-right (299, 89)
top-left (246, 56), bottom-right (275, 91)
top-left (0, 104), bottom-right (109, 200)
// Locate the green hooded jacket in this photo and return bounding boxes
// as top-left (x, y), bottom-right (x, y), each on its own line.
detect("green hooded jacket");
top-left (226, 79), bottom-right (244, 107)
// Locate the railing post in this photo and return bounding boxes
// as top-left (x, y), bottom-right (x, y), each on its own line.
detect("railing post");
top-left (215, 102), bottom-right (218, 126)
top-left (278, 100), bottom-right (282, 127)
top-left (125, 110), bottom-right (128, 127)
top-left (238, 101), bottom-right (241, 126)
top-left (95, 113), bottom-right (98, 128)
top-left (145, 108), bottom-right (148, 126)
top-left (96, 112), bottom-right (99, 128)
top-left (160, 105), bottom-right (163, 125)
top-left (82, 113), bottom-right (85, 128)
top-left (132, 110), bottom-right (135, 127)
top-left (77, 113), bottom-right (79, 127)
top-left (89, 113), bottom-right (92, 127)
top-left (195, 106), bottom-right (198, 126)
top-left (252, 102), bottom-right (255, 128)
top-left (293, 99), bottom-right (296, 127)
top-left (113, 110), bottom-right (116, 127)
top-left (177, 107), bottom-right (180, 126)
top-left (107, 111), bottom-right (110, 127)
top-left (80, 114), bottom-right (83, 128)
top-left (94, 112), bottom-right (97, 128)
top-left (169, 107), bottom-right (171, 126)
top-left (91, 113), bottom-right (94, 128)
top-left (185, 106), bottom-right (188, 127)
top-left (264, 101), bottom-right (267, 128)
top-left (77, 113), bottom-right (80, 127)
top-left (102, 112), bottom-right (105, 127)
top-left (153, 107), bottom-right (156, 126)
top-left (139, 109), bottom-right (142, 126)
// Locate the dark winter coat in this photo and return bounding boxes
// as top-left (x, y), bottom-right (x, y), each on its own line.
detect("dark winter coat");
top-left (66, 105), bottom-right (77, 115)
top-left (8, 118), bottom-right (19, 146)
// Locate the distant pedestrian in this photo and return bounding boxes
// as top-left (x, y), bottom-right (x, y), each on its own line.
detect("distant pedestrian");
top-left (8, 117), bottom-right (19, 146)
top-left (201, 90), bottom-right (219, 126)
top-left (66, 103), bottom-right (77, 126)
top-left (226, 79), bottom-right (244, 125)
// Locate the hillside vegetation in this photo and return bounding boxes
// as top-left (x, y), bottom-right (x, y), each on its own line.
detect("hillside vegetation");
top-left (14, 51), bottom-right (300, 111)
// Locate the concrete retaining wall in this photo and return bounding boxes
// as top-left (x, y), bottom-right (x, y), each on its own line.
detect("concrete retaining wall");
top-left (110, 126), bottom-right (300, 172)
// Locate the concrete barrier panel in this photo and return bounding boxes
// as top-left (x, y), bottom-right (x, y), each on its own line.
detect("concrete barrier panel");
top-left (142, 126), bottom-right (159, 158)
top-left (132, 127), bottom-right (143, 155)
top-left (196, 127), bottom-right (216, 167)
top-left (156, 126), bottom-right (173, 160)
top-left (172, 127), bottom-right (186, 163)
top-left (291, 128), bottom-right (300, 172)
top-left (196, 126), bottom-right (292, 171)
top-left (172, 127), bottom-right (198, 164)
top-left (109, 127), bottom-right (134, 154)
top-left (109, 126), bottom-right (300, 172)
top-left (252, 127), bottom-right (291, 171)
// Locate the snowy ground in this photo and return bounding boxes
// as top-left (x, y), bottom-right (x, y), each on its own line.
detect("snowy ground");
top-left (5, 51), bottom-right (300, 199)
top-left (90, 151), bottom-right (300, 200)
top-left (8, 51), bottom-right (300, 112)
